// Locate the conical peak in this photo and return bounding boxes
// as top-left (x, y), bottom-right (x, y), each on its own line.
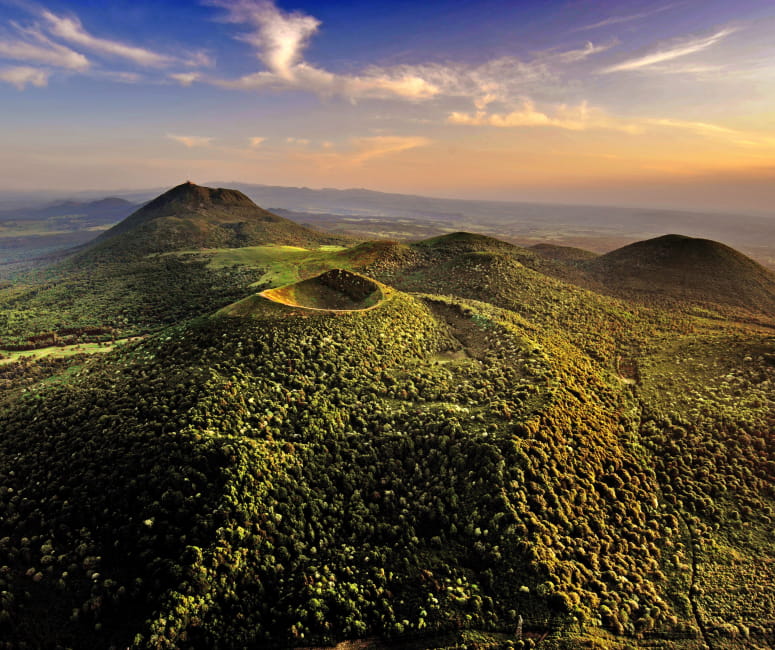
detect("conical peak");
top-left (147, 182), bottom-right (257, 211)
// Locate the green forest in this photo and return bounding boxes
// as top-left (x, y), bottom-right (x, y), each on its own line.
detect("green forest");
top-left (0, 184), bottom-right (772, 649)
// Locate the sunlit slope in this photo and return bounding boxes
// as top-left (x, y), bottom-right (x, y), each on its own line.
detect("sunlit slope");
top-left (0, 285), bottom-right (695, 648)
top-left (363, 240), bottom-right (680, 365)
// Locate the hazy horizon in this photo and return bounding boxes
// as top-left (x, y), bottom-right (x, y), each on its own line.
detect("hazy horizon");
top-left (1, 0), bottom-right (774, 215)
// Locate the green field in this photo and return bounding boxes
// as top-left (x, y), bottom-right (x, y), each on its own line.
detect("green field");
top-left (0, 338), bottom-right (140, 365)
top-left (168, 244), bottom-right (357, 287)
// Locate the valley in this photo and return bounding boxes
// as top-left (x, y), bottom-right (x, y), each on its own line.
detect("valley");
top-left (0, 184), bottom-right (772, 649)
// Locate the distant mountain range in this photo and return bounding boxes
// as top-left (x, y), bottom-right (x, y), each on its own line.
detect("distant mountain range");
top-left (3, 182), bottom-right (773, 254)
top-left (0, 196), bottom-right (136, 224)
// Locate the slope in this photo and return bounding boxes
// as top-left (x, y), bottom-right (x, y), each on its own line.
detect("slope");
top-left (0, 224), bottom-right (773, 649)
top-left (0, 280), bottom-right (706, 648)
top-left (0, 184), bottom-right (355, 347)
top-left (586, 234), bottom-right (775, 317)
top-left (83, 181), bottom-right (349, 260)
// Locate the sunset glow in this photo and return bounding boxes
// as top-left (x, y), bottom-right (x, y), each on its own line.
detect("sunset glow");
top-left (1, 0), bottom-right (774, 212)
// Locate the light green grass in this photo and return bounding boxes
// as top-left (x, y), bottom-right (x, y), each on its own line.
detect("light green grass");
top-left (0, 338), bottom-right (140, 365)
top-left (167, 245), bottom-right (353, 288)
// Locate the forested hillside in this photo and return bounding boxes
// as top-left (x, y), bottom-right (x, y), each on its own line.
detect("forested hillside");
top-left (0, 186), bottom-right (772, 649)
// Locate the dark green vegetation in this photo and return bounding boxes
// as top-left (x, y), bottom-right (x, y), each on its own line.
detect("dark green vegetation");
top-left (584, 234), bottom-right (775, 318)
top-left (0, 184), bottom-right (352, 347)
top-left (0, 185), bottom-right (772, 649)
top-left (86, 182), bottom-right (349, 261)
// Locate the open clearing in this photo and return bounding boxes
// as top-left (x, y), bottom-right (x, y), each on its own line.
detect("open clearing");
top-left (0, 337), bottom-right (141, 365)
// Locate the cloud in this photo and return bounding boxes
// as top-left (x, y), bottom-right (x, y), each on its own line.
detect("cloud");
top-left (166, 134), bottom-right (214, 148)
top-left (573, 4), bottom-right (680, 32)
top-left (289, 135), bottom-right (431, 167)
top-left (208, 1), bottom-right (597, 104)
top-left (448, 100), bottom-right (641, 133)
top-left (0, 65), bottom-right (48, 89)
top-left (0, 24), bottom-right (89, 70)
top-left (99, 70), bottom-right (143, 83)
top-left (551, 40), bottom-right (617, 63)
top-left (248, 136), bottom-right (265, 147)
top-left (645, 118), bottom-right (775, 147)
top-left (286, 137), bottom-right (310, 145)
top-left (350, 135), bottom-right (430, 163)
top-left (170, 72), bottom-right (200, 86)
top-left (40, 10), bottom-right (207, 68)
top-left (216, 0), bottom-right (319, 79)
top-left (602, 28), bottom-right (735, 73)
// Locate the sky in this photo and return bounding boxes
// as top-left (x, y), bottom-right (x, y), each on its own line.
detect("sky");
top-left (0, 0), bottom-right (774, 214)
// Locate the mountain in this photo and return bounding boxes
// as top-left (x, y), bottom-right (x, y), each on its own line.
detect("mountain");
top-left (203, 181), bottom-right (775, 264)
top-left (0, 184), bottom-right (355, 346)
top-left (84, 182), bottom-right (350, 259)
top-left (0, 197), bottom-right (136, 223)
top-left (0, 197), bottom-right (773, 648)
top-left (586, 233), bottom-right (775, 316)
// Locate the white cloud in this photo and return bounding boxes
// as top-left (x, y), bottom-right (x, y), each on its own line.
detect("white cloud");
top-left (0, 24), bottom-right (89, 70)
top-left (0, 65), bottom-right (48, 89)
top-left (222, 0), bottom-right (319, 79)
top-left (167, 134), bottom-right (214, 148)
top-left (170, 72), bottom-right (200, 86)
top-left (208, 1), bottom-right (602, 105)
top-left (551, 40), bottom-right (617, 63)
top-left (573, 4), bottom-right (679, 32)
top-left (448, 100), bottom-right (641, 133)
top-left (602, 28), bottom-right (735, 73)
top-left (40, 10), bottom-right (208, 69)
top-left (289, 135), bottom-right (431, 167)
top-left (249, 136), bottom-right (266, 147)
top-left (286, 137), bottom-right (310, 145)
top-left (42, 10), bottom-right (173, 67)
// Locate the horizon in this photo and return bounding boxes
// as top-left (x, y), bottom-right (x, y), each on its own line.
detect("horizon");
top-left (5, 179), bottom-right (775, 220)
top-left (1, 0), bottom-right (774, 214)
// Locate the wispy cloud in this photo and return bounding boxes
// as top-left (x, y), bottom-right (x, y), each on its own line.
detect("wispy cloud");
top-left (41, 10), bottom-right (172, 67)
top-left (0, 23), bottom-right (89, 70)
top-left (602, 28), bottom-right (735, 73)
top-left (646, 118), bottom-right (775, 147)
top-left (0, 64), bottom-right (48, 89)
top-left (448, 100), bottom-right (641, 133)
top-left (248, 136), bottom-right (266, 147)
top-left (350, 135), bottom-right (431, 163)
top-left (551, 40), bottom-right (617, 63)
top-left (288, 135), bottom-right (431, 167)
top-left (573, 4), bottom-right (679, 32)
top-left (40, 10), bottom-right (209, 68)
top-left (167, 134), bottom-right (214, 148)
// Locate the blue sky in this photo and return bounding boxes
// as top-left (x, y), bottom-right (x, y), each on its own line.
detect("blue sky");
top-left (1, 0), bottom-right (774, 213)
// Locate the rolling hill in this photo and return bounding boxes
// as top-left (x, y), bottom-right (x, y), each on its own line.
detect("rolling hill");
top-left (0, 188), bottom-right (773, 648)
top-left (585, 234), bottom-right (775, 316)
top-left (0, 196), bottom-right (135, 223)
